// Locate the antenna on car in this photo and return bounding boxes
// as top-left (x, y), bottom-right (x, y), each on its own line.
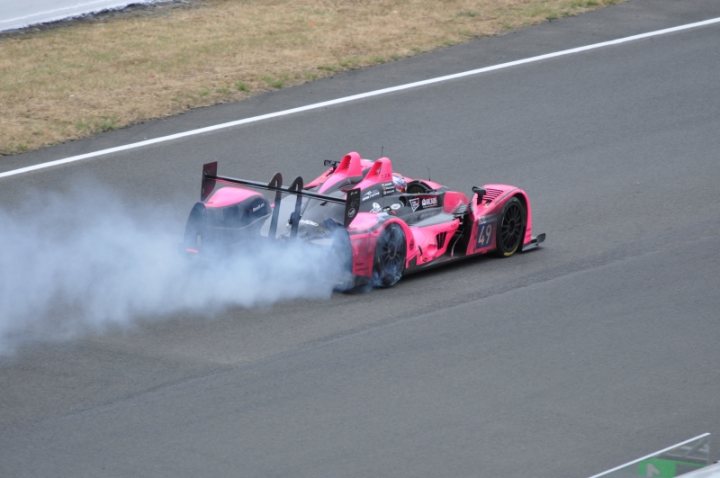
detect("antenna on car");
top-left (380, 145), bottom-right (385, 157)
top-left (426, 165), bottom-right (432, 181)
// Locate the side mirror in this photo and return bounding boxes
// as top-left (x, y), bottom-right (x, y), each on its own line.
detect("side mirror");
top-left (472, 186), bottom-right (486, 205)
top-left (323, 159), bottom-right (340, 170)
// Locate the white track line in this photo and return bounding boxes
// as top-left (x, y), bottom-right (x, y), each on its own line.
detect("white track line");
top-left (2, 16), bottom-right (720, 180)
top-left (587, 433), bottom-right (711, 478)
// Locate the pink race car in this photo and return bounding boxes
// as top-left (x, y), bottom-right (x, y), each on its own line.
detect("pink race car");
top-left (184, 152), bottom-right (545, 289)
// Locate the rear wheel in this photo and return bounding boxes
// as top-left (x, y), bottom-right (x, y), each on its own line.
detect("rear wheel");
top-left (184, 203), bottom-right (207, 251)
top-left (330, 228), bottom-right (357, 292)
top-left (372, 224), bottom-right (406, 288)
top-left (495, 197), bottom-right (526, 257)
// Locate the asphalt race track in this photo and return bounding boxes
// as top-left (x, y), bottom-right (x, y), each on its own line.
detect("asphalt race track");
top-left (1, 1), bottom-right (720, 476)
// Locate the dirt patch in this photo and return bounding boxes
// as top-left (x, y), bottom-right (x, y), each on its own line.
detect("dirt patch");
top-left (0, 0), bottom-right (622, 155)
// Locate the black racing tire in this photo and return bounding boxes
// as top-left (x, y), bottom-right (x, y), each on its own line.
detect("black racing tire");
top-left (184, 202), bottom-right (207, 250)
top-left (372, 223), bottom-right (406, 288)
top-left (494, 196), bottom-right (526, 258)
top-left (330, 228), bottom-right (358, 293)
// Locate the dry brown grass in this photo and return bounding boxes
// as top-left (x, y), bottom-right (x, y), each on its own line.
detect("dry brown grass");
top-left (0, 0), bottom-right (622, 155)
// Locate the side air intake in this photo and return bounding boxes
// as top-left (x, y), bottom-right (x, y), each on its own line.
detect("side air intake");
top-left (482, 188), bottom-right (503, 204)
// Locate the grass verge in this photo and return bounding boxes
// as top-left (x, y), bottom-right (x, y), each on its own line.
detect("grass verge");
top-left (0, 0), bottom-right (622, 156)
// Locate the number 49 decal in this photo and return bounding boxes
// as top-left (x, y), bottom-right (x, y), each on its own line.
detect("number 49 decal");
top-left (476, 223), bottom-right (493, 248)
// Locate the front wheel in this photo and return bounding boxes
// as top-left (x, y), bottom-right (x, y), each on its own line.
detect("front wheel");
top-left (495, 197), bottom-right (526, 257)
top-left (372, 223), bottom-right (406, 288)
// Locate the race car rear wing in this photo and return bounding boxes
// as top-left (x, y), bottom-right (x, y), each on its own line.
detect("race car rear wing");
top-left (200, 162), bottom-right (361, 236)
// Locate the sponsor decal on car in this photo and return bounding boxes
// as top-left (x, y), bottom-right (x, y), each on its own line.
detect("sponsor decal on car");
top-left (476, 223), bottom-right (493, 248)
top-left (390, 203), bottom-right (402, 210)
top-left (383, 182), bottom-right (396, 194)
top-left (409, 198), bottom-right (420, 212)
top-left (406, 194), bottom-right (441, 212)
top-left (362, 189), bottom-right (381, 201)
top-left (475, 216), bottom-right (498, 248)
top-left (421, 197), bottom-right (438, 208)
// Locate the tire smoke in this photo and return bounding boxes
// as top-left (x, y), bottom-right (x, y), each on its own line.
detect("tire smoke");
top-left (0, 185), bottom-right (348, 355)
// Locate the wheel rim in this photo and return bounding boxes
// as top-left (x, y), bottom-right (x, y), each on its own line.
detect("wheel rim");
top-left (374, 225), bottom-right (405, 287)
top-left (500, 203), bottom-right (523, 252)
top-left (380, 227), bottom-right (403, 269)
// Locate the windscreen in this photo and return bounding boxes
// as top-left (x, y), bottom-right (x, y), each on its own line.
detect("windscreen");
top-left (260, 191), bottom-right (346, 239)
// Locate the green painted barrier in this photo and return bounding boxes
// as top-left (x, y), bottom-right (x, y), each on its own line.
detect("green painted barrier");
top-left (637, 457), bottom-right (706, 477)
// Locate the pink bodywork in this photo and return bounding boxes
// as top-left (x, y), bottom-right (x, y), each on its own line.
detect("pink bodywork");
top-left (354, 157), bottom-right (393, 190)
top-left (471, 184), bottom-right (535, 252)
top-left (305, 152), bottom-right (374, 190)
top-left (345, 182), bottom-right (534, 279)
top-left (317, 152), bottom-right (363, 193)
top-left (205, 187), bottom-right (261, 208)
top-left (306, 153), bottom-right (536, 279)
top-left (201, 153), bottom-right (536, 282)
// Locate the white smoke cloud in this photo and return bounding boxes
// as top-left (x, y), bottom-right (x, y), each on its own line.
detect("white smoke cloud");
top-left (0, 183), bottom-right (348, 355)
